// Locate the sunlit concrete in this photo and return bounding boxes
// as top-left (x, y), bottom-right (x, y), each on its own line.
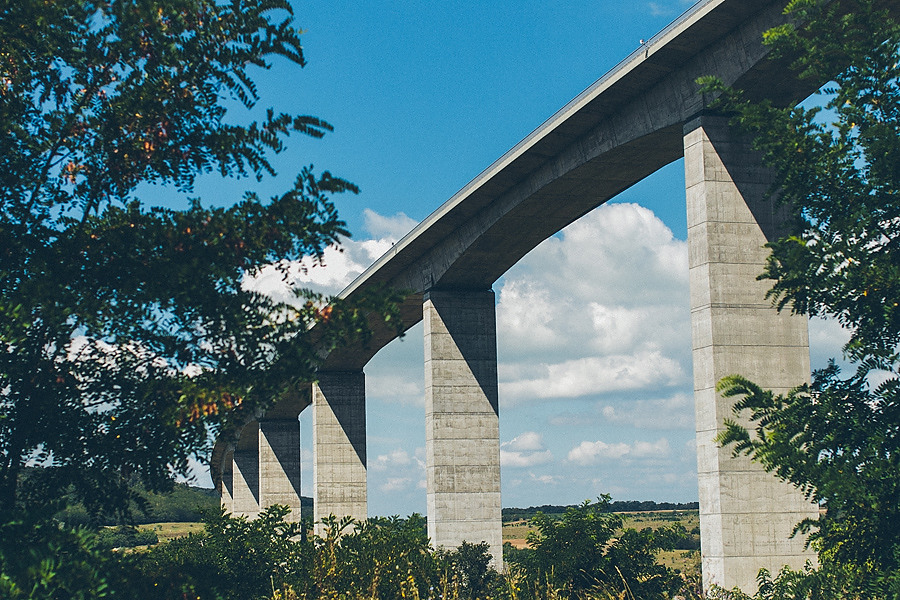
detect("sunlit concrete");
top-left (684, 115), bottom-right (819, 591)
top-left (424, 290), bottom-right (503, 567)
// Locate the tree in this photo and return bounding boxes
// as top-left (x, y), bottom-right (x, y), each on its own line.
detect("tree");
top-left (702, 0), bottom-right (900, 595)
top-left (506, 497), bottom-right (683, 600)
top-left (0, 0), bottom-right (396, 520)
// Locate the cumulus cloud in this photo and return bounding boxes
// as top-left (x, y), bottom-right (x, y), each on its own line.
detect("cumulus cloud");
top-left (501, 350), bottom-right (684, 401)
top-left (503, 431), bottom-right (545, 452)
top-left (568, 440), bottom-right (631, 463)
top-left (567, 437), bottom-right (671, 465)
top-left (502, 449), bottom-right (553, 468)
top-left (496, 203), bottom-right (690, 406)
top-left (367, 373), bottom-right (424, 406)
top-left (529, 472), bottom-right (562, 485)
top-left (501, 431), bottom-right (553, 468)
top-left (381, 477), bottom-right (412, 492)
top-left (363, 208), bottom-right (417, 240)
top-left (549, 394), bottom-right (694, 430)
top-left (371, 448), bottom-right (414, 472)
top-left (242, 210), bottom-right (418, 300)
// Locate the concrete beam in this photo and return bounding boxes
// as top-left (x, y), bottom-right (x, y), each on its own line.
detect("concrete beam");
top-left (424, 289), bottom-right (502, 568)
top-left (313, 371), bottom-right (368, 533)
top-left (684, 115), bottom-right (819, 592)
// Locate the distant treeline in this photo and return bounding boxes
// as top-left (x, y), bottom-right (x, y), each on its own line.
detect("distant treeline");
top-left (502, 501), bottom-right (699, 521)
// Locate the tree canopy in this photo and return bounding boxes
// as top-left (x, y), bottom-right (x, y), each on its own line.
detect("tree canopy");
top-left (0, 0), bottom-right (395, 519)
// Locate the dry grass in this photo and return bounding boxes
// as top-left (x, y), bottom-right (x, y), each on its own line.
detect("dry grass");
top-left (139, 521), bottom-right (204, 543)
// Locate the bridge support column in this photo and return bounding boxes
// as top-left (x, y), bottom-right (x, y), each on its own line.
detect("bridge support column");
top-left (232, 422), bottom-right (260, 519)
top-left (423, 289), bottom-right (502, 568)
top-left (313, 371), bottom-right (367, 533)
top-left (259, 419), bottom-right (303, 522)
top-left (684, 115), bottom-right (819, 592)
top-left (220, 450), bottom-right (234, 514)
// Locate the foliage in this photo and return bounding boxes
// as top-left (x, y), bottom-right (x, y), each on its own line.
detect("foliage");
top-left (439, 541), bottom-right (503, 600)
top-left (501, 502), bottom-right (698, 522)
top-left (135, 508), bottom-right (485, 600)
top-left (0, 509), bottom-right (129, 599)
top-left (506, 498), bottom-right (683, 600)
top-left (0, 0), bottom-right (399, 521)
top-left (700, 0), bottom-right (900, 365)
top-left (94, 525), bottom-right (159, 551)
top-left (134, 504), bottom-right (310, 599)
top-left (718, 368), bottom-right (900, 576)
top-left (698, 0), bottom-right (900, 597)
top-left (55, 481), bottom-right (224, 527)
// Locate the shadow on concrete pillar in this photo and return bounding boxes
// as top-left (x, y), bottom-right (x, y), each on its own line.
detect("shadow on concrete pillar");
top-left (313, 371), bottom-right (367, 534)
top-left (259, 418), bottom-right (303, 522)
top-left (221, 450), bottom-right (234, 514)
top-left (423, 289), bottom-right (503, 568)
top-left (684, 114), bottom-right (819, 593)
top-left (232, 421), bottom-right (260, 519)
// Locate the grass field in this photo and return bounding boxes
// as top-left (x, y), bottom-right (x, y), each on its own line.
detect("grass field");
top-left (139, 521), bottom-right (204, 543)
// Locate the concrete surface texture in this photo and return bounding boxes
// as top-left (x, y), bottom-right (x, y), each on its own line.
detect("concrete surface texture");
top-left (312, 371), bottom-right (368, 534)
top-left (258, 419), bottom-right (303, 522)
top-left (232, 426), bottom-right (260, 519)
top-left (684, 115), bottom-right (819, 591)
top-left (424, 289), bottom-right (503, 568)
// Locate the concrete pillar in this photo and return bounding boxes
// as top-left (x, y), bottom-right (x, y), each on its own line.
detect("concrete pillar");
top-left (259, 418), bottom-right (303, 522)
top-left (220, 450), bottom-right (234, 514)
top-left (312, 371), bottom-right (367, 533)
top-left (684, 115), bottom-right (819, 592)
top-left (232, 422), bottom-right (260, 519)
top-left (423, 289), bottom-right (502, 568)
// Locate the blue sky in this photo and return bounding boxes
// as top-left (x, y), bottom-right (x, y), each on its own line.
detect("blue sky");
top-left (174, 0), bottom-right (849, 516)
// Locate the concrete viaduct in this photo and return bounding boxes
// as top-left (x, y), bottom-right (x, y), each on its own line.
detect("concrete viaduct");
top-left (214, 0), bottom-right (842, 591)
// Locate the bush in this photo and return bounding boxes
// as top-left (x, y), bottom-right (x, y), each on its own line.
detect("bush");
top-left (95, 526), bottom-right (159, 551)
top-left (506, 497), bottom-right (683, 600)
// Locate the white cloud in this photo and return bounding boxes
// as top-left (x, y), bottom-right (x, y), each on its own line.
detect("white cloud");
top-left (529, 472), bottom-right (561, 485)
top-left (371, 448), bottom-right (413, 472)
top-left (501, 449), bottom-right (553, 468)
top-left (496, 203), bottom-right (690, 406)
top-left (631, 438), bottom-right (671, 458)
top-left (500, 432), bottom-right (553, 467)
top-left (367, 373), bottom-right (424, 406)
top-left (503, 431), bottom-right (545, 452)
top-left (381, 477), bottom-right (412, 492)
top-left (567, 437), bottom-right (672, 465)
top-left (363, 208), bottom-right (417, 240)
top-left (501, 350), bottom-right (684, 402)
top-left (242, 210), bottom-right (419, 300)
top-left (568, 440), bottom-right (631, 464)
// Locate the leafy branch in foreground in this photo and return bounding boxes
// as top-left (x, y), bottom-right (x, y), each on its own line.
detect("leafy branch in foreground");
top-left (0, 0), bottom-right (400, 521)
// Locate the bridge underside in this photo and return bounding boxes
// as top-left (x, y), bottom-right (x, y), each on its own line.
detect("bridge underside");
top-left (213, 0), bottom-right (852, 592)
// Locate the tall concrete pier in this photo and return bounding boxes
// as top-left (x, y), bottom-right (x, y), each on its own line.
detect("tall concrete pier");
top-left (424, 290), bottom-right (503, 567)
top-left (684, 115), bottom-right (819, 589)
top-left (313, 371), bottom-right (368, 532)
